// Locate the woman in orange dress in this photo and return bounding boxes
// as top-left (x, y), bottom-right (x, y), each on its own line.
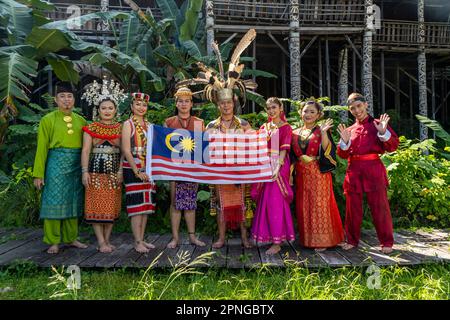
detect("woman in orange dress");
top-left (81, 98), bottom-right (123, 253)
top-left (291, 99), bottom-right (344, 251)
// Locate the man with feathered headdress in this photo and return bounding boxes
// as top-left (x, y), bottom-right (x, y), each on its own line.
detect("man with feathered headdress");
top-left (177, 29), bottom-right (260, 249)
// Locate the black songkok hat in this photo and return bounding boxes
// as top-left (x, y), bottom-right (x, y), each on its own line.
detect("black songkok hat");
top-left (55, 82), bottom-right (75, 95)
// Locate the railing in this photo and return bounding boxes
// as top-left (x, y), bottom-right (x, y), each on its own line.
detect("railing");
top-left (213, 0), bottom-right (366, 26)
top-left (45, 3), bottom-right (450, 49)
top-left (298, 0), bottom-right (365, 26)
top-left (45, 3), bottom-right (162, 38)
top-left (373, 19), bottom-right (450, 48)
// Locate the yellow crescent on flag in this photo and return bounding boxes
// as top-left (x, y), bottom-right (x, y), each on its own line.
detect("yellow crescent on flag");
top-left (165, 132), bottom-right (182, 152)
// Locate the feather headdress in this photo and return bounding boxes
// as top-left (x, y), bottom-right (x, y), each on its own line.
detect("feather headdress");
top-left (176, 29), bottom-right (260, 107)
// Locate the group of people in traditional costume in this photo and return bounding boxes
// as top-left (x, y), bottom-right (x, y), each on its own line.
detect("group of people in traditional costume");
top-left (32, 29), bottom-right (399, 256)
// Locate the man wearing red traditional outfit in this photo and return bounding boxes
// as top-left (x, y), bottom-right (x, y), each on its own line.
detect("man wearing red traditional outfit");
top-left (337, 93), bottom-right (399, 254)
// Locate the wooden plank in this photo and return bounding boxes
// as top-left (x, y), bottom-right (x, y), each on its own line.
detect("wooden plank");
top-left (175, 233), bottom-right (197, 267)
top-left (316, 248), bottom-right (351, 267)
top-left (427, 241), bottom-right (450, 255)
top-left (279, 241), bottom-right (301, 267)
top-left (257, 243), bottom-right (284, 267)
top-left (335, 246), bottom-right (374, 267)
top-left (393, 232), bottom-right (450, 263)
top-left (415, 229), bottom-right (449, 242)
top-left (396, 229), bottom-right (430, 243)
top-left (114, 234), bottom-right (160, 268)
top-left (79, 233), bottom-right (133, 268)
top-left (242, 242), bottom-right (261, 269)
top-left (189, 235), bottom-right (213, 266)
top-left (226, 238), bottom-right (244, 269)
top-left (288, 241), bottom-right (327, 268)
top-left (0, 229), bottom-right (43, 255)
top-left (39, 235), bottom-right (98, 268)
top-left (361, 230), bottom-right (421, 265)
top-left (0, 237), bottom-right (49, 266)
top-left (210, 236), bottom-right (227, 268)
top-left (357, 240), bottom-right (399, 266)
top-left (135, 234), bottom-right (172, 268)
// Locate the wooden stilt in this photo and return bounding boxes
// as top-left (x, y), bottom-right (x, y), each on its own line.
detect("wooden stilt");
top-left (318, 38), bottom-right (323, 97)
top-left (380, 51), bottom-right (386, 114)
top-left (325, 37), bottom-right (331, 101)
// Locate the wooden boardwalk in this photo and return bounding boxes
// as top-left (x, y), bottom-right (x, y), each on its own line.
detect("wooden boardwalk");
top-left (0, 228), bottom-right (449, 269)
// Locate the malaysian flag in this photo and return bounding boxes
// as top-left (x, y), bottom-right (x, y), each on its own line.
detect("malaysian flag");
top-left (145, 125), bottom-right (273, 184)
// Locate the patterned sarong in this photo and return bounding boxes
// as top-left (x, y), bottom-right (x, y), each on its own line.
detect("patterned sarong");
top-left (123, 159), bottom-right (156, 217)
top-left (40, 148), bottom-right (83, 220)
top-left (217, 184), bottom-right (245, 230)
top-left (175, 182), bottom-right (198, 211)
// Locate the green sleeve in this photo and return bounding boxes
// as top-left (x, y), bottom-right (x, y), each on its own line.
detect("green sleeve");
top-left (32, 116), bottom-right (51, 178)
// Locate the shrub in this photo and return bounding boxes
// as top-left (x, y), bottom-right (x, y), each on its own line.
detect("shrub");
top-left (382, 137), bottom-right (450, 227)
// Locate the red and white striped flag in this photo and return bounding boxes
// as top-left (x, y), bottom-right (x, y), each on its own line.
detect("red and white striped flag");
top-left (146, 125), bottom-right (273, 184)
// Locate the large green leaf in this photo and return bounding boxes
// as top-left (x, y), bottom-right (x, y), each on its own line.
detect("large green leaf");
top-left (71, 40), bottom-right (162, 85)
top-left (245, 90), bottom-right (266, 107)
top-left (179, 0), bottom-right (203, 42)
top-left (0, 44), bottom-right (36, 56)
top-left (0, 0), bottom-right (33, 44)
top-left (40, 11), bottom-right (130, 32)
top-left (181, 40), bottom-right (202, 58)
top-left (28, 0), bottom-right (56, 11)
top-left (26, 27), bottom-right (70, 57)
top-left (153, 44), bottom-right (185, 69)
top-left (156, 0), bottom-right (182, 33)
top-left (46, 54), bottom-right (79, 84)
top-left (137, 29), bottom-right (157, 68)
top-left (0, 51), bottom-right (37, 104)
top-left (118, 13), bottom-right (140, 55)
top-left (242, 69), bottom-right (277, 79)
top-left (416, 114), bottom-right (450, 145)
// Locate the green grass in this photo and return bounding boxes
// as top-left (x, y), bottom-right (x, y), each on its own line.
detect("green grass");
top-left (1, 260), bottom-right (449, 300)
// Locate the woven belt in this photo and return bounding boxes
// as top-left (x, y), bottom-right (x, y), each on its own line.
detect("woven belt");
top-left (349, 154), bottom-right (379, 162)
top-left (92, 147), bottom-right (120, 154)
top-left (299, 155), bottom-right (319, 164)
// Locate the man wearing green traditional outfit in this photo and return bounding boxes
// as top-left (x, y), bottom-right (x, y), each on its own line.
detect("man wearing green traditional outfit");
top-left (33, 82), bottom-right (89, 254)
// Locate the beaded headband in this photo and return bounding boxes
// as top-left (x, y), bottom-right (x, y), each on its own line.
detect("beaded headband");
top-left (174, 87), bottom-right (193, 99)
top-left (347, 96), bottom-right (366, 106)
top-left (132, 92), bottom-right (150, 103)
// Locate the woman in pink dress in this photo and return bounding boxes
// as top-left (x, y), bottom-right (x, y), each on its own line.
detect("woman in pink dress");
top-left (251, 97), bottom-right (296, 255)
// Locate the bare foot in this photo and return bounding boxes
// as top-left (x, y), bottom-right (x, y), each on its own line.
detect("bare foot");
top-left (69, 240), bottom-right (88, 249)
top-left (314, 248), bottom-right (327, 252)
top-left (98, 243), bottom-right (112, 253)
top-left (212, 240), bottom-right (225, 249)
top-left (167, 238), bottom-right (179, 249)
top-left (47, 244), bottom-right (59, 254)
top-left (107, 243), bottom-right (116, 251)
top-left (142, 241), bottom-right (155, 249)
top-left (381, 246), bottom-right (393, 254)
top-left (190, 237), bottom-right (206, 247)
top-left (340, 242), bottom-right (355, 251)
top-left (134, 242), bottom-right (150, 253)
top-left (265, 244), bottom-right (281, 255)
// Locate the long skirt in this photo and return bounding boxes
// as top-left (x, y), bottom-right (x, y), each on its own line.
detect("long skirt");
top-left (295, 160), bottom-right (344, 248)
top-left (40, 148), bottom-right (83, 220)
top-left (251, 157), bottom-right (296, 244)
top-left (123, 159), bottom-right (156, 217)
top-left (85, 173), bottom-right (122, 223)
